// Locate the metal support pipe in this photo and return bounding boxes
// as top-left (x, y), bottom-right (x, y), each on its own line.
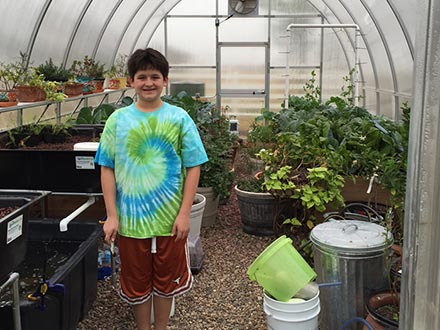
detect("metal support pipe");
top-left (0, 272), bottom-right (22, 330)
top-left (354, 28), bottom-right (360, 106)
top-left (285, 23), bottom-right (360, 106)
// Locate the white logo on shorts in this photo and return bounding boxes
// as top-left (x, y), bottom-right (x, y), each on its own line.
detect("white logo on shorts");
top-left (172, 277), bottom-right (181, 285)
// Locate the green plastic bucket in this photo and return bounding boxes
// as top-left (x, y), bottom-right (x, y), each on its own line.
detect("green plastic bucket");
top-left (247, 235), bottom-right (316, 302)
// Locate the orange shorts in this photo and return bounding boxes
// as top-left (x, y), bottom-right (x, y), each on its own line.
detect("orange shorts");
top-left (117, 235), bottom-right (193, 305)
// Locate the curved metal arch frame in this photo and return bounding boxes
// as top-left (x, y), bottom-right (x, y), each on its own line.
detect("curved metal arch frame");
top-left (128, 0), bottom-right (168, 56)
top-left (324, 0), bottom-right (381, 114)
top-left (387, 0), bottom-right (414, 60)
top-left (145, 0), bottom-right (182, 47)
top-left (109, 0), bottom-right (149, 66)
top-left (18, 0), bottom-right (412, 120)
top-left (24, 0), bottom-right (53, 67)
top-left (92, 0), bottom-right (125, 62)
top-left (62, 0), bottom-right (94, 67)
top-left (358, 0), bottom-right (400, 120)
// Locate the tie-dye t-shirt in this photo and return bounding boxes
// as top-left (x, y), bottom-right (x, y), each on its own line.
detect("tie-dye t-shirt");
top-left (94, 102), bottom-right (208, 238)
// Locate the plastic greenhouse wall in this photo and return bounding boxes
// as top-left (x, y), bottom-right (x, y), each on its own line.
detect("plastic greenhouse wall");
top-left (0, 0), bottom-right (416, 133)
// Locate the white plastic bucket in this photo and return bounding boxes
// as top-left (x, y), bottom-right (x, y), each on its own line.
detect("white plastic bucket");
top-left (263, 290), bottom-right (320, 330)
top-left (189, 193), bottom-right (206, 237)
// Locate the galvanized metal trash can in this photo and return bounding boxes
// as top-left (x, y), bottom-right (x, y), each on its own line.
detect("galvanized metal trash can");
top-left (310, 220), bottom-right (393, 330)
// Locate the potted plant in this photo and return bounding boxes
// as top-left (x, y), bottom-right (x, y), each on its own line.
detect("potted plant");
top-left (10, 52), bottom-right (47, 102)
top-left (106, 54), bottom-right (129, 89)
top-left (245, 109), bottom-right (278, 173)
top-left (256, 132), bottom-right (345, 236)
top-left (71, 55), bottom-right (107, 94)
top-left (37, 58), bottom-right (82, 98)
top-left (37, 58), bottom-right (73, 82)
top-left (0, 61), bottom-right (19, 107)
top-left (249, 71), bottom-right (408, 241)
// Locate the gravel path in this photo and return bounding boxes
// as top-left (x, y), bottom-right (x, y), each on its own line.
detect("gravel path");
top-left (77, 161), bottom-right (275, 330)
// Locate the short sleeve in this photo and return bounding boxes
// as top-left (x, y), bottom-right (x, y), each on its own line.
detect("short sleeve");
top-left (94, 113), bottom-right (117, 168)
top-left (181, 114), bottom-right (208, 168)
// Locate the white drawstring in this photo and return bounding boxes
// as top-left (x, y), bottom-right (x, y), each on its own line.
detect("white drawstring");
top-left (151, 237), bottom-right (157, 254)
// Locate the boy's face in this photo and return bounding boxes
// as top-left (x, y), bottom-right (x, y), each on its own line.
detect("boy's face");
top-left (132, 68), bottom-right (168, 104)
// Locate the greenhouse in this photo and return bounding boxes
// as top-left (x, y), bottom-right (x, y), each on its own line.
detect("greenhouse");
top-left (0, 0), bottom-right (439, 329)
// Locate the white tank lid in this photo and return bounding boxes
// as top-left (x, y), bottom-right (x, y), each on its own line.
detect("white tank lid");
top-left (73, 142), bottom-right (99, 151)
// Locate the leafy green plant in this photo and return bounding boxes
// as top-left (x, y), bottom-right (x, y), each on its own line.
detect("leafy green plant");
top-left (106, 54), bottom-right (128, 79)
top-left (75, 104), bottom-right (117, 124)
top-left (6, 122), bottom-right (46, 148)
top-left (71, 56), bottom-right (106, 78)
top-left (37, 58), bottom-right (73, 82)
top-left (257, 134), bottom-right (345, 231)
top-left (43, 80), bottom-right (66, 102)
top-left (240, 70), bottom-right (408, 239)
top-left (74, 97), bottom-right (133, 124)
top-left (0, 61), bottom-right (20, 91)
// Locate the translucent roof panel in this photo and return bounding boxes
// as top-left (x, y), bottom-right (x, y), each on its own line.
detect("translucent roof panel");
top-left (0, 0), bottom-right (417, 121)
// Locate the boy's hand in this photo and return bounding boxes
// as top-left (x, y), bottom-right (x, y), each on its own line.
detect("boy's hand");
top-left (172, 214), bottom-right (190, 241)
top-left (103, 216), bottom-right (119, 244)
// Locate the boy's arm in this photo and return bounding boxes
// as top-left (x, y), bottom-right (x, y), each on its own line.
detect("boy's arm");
top-left (101, 166), bottom-right (119, 244)
top-left (172, 165), bottom-right (201, 241)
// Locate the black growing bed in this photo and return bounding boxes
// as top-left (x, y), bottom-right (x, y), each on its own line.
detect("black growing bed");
top-left (0, 218), bottom-right (102, 330)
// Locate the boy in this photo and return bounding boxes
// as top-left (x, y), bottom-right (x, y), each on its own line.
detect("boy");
top-left (94, 48), bottom-right (208, 330)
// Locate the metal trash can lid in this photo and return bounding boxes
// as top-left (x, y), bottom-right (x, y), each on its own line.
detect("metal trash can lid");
top-left (310, 220), bottom-right (393, 253)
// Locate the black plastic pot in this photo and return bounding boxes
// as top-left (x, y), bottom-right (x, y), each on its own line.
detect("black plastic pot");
top-left (365, 292), bottom-right (399, 330)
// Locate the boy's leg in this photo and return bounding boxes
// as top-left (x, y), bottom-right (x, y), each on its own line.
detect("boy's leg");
top-left (151, 236), bottom-right (193, 328)
top-left (117, 235), bottom-right (154, 330)
top-left (152, 296), bottom-right (174, 330)
top-left (133, 299), bottom-right (153, 330)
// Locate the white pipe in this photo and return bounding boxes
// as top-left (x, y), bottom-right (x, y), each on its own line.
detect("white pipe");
top-left (59, 196), bottom-right (97, 232)
top-left (286, 23), bottom-right (360, 31)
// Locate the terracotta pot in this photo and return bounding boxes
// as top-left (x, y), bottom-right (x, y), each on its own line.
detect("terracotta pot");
top-left (93, 79), bottom-right (105, 93)
top-left (15, 86), bottom-right (46, 102)
top-left (0, 90), bottom-right (19, 107)
top-left (108, 79), bottom-right (120, 90)
top-left (63, 82), bottom-right (84, 97)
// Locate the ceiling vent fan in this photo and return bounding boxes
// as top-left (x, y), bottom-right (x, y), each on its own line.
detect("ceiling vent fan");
top-left (228, 0), bottom-right (259, 16)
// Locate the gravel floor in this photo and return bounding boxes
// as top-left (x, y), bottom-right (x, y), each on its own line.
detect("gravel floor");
top-left (77, 155), bottom-right (275, 330)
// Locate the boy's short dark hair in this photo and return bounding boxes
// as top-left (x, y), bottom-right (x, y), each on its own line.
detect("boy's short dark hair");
top-left (127, 48), bottom-right (169, 79)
